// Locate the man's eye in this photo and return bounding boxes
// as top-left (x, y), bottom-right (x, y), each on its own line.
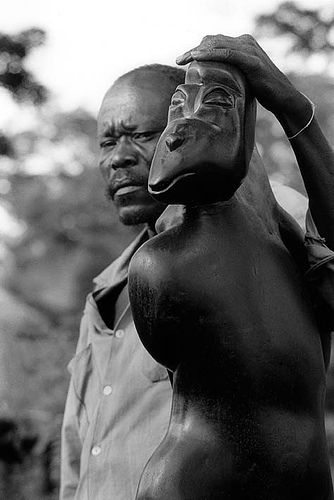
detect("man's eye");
top-left (133, 132), bottom-right (158, 141)
top-left (203, 91), bottom-right (234, 107)
top-left (100, 139), bottom-right (117, 148)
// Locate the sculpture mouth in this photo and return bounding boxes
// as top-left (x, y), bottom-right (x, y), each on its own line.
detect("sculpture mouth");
top-left (149, 172), bottom-right (196, 195)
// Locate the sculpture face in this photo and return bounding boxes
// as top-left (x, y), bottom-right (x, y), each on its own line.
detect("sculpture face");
top-left (148, 61), bottom-right (256, 204)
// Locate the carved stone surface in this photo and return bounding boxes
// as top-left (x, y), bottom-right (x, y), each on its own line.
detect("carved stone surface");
top-left (128, 61), bottom-right (333, 499)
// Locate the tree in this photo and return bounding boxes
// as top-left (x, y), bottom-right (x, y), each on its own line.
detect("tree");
top-left (0, 27), bottom-right (48, 104)
top-left (255, 2), bottom-right (334, 61)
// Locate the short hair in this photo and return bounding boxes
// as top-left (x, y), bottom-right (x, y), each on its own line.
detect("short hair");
top-left (114, 63), bottom-right (185, 89)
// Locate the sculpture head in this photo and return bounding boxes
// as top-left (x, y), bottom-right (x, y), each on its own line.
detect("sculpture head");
top-left (148, 60), bottom-right (257, 204)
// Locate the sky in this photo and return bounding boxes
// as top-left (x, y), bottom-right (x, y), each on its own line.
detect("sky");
top-left (1, 0), bottom-right (332, 122)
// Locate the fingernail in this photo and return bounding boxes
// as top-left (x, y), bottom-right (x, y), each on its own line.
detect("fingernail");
top-left (176, 55), bottom-right (183, 63)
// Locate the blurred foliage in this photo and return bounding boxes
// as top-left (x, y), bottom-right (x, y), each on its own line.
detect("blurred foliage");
top-left (0, 133), bottom-right (14, 156)
top-left (0, 27), bottom-right (48, 104)
top-left (255, 1), bottom-right (334, 60)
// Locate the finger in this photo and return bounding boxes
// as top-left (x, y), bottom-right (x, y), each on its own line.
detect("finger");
top-left (190, 48), bottom-right (258, 74)
top-left (176, 49), bottom-right (197, 65)
top-left (176, 34), bottom-right (256, 66)
top-left (176, 37), bottom-right (240, 65)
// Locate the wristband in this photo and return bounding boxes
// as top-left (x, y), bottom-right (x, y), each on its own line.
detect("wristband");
top-left (287, 93), bottom-right (315, 141)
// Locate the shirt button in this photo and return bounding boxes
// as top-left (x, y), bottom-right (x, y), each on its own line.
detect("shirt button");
top-left (103, 385), bottom-right (112, 396)
top-left (91, 445), bottom-right (101, 456)
top-left (115, 329), bottom-right (124, 338)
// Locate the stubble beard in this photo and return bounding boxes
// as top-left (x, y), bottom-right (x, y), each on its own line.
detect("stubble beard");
top-left (105, 186), bottom-right (162, 227)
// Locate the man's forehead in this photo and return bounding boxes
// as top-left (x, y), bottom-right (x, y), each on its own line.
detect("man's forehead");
top-left (97, 82), bottom-right (169, 134)
top-left (185, 61), bottom-right (245, 93)
top-left (109, 71), bottom-right (176, 99)
top-left (103, 72), bottom-right (176, 111)
top-left (101, 84), bottom-right (140, 111)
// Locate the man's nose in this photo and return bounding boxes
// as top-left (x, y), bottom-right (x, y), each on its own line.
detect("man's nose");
top-left (110, 141), bottom-right (137, 170)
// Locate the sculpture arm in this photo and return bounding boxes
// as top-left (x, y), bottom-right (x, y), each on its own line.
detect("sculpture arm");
top-left (177, 34), bottom-right (334, 249)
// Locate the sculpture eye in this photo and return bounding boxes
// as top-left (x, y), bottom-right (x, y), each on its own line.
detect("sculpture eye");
top-left (203, 90), bottom-right (234, 108)
top-left (171, 91), bottom-right (185, 107)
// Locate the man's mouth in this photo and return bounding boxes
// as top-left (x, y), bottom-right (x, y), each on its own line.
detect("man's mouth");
top-left (110, 178), bottom-right (146, 199)
top-left (114, 185), bottom-right (144, 197)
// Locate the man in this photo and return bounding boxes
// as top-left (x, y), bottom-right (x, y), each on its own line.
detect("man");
top-left (60, 64), bottom-right (184, 500)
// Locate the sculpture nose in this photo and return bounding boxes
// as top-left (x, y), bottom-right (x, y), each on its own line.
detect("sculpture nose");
top-left (166, 133), bottom-right (185, 152)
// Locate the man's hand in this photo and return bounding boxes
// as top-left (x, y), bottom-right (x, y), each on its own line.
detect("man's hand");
top-left (176, 34), bottom-right (312, 128)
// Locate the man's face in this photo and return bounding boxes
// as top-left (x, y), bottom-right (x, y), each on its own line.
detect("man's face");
top-left (97, 72), bottom-right (172, 226)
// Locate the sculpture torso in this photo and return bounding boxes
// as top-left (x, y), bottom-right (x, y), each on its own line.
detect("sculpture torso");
top-left (129, 197), bottom-right (332, 499)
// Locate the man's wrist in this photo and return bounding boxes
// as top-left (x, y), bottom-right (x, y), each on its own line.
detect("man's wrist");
top-left (287, 95), bottom-right (315, 141)
top-left (275, 90), bottom-right (315, 139)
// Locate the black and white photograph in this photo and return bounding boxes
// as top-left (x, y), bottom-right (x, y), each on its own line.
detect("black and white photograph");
top-left (0, 1), bottom-right (334, 499)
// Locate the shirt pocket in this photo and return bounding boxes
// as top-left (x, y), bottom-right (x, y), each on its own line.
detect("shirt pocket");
top-left (68, 344), bottom-right (99, 440)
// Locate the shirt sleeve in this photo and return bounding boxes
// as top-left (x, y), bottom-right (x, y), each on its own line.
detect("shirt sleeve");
top-left (59, 378), bottom-right (82, 500)
top-left (59, 299), bottom-right (90, 500)
top-left (304, 209), bottom-right (334, 331)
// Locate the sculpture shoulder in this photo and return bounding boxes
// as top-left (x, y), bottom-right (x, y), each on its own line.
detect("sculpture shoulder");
top-left (130, 225), bottom-right (191, 285)
top-left (129, 225), bottom-right (192, 371)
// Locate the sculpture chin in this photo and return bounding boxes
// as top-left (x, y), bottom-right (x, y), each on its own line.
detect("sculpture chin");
top-left (149, 169), bottom-right (226, 205)
top-left (149, 164), bottom-right (244, 205)
top-left (149, 172), bottom-right (197, 203)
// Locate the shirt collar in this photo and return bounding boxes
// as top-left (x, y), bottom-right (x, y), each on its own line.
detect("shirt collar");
top-left (93, 227), bottom-right (150, 292)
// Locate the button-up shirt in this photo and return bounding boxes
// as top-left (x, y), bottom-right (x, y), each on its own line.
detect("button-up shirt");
top-left (60, 229), bottom-right (172, 500)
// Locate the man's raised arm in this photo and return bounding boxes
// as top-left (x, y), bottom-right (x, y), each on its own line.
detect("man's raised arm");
top-left (177, 34), bottom-right (334, 250)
